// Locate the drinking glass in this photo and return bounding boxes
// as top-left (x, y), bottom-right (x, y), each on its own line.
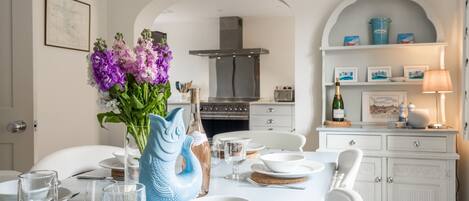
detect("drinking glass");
top-left (210, 138), bottom-right (224, 167)
top-left (102, 183), bottom-right (146, 201)
top-left (86, 180), bottom-right (117, 201)
top-left (223, 138), bottom-right (251, 180)
top-left (18, 170), bottom-right (58, 201)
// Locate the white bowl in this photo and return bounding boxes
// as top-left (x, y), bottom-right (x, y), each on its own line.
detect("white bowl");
top-left (113, 151), bottom-right (126, 164)
top-left (192, 196), bottom-right (249, 201)
top-left (260, 153), bottom-right (305, 173)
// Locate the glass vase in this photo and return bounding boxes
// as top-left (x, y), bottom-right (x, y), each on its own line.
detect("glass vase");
top-left (125, 126), bottom-right (149, 184)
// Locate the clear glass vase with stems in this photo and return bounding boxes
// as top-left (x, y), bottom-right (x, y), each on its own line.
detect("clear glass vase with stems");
top-left (125, 125), bottom-right (150, 184)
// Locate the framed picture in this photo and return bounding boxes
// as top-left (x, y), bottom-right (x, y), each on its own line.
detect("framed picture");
top-left (344, 35), bottom-right (360, 46)
top-left (404, 65), bottom-right (429, 81)
top-left (362, 91), bottom-right (407, 123)
top-left (397, 33), bottom-right (415, 44)
top-left (335, 67), bottom-right (358, 82)
top-left (367, 66), bottom-right (392, 82)
top-left (45, 0), bottom-right (91, 52)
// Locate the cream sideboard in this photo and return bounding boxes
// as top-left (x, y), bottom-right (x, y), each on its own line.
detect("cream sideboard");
top-left (249, 102), bottom-right (295, 132)
top-left (317, 126), bottom-right (459, 201)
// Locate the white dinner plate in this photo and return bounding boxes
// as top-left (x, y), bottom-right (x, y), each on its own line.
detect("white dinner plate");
top-left (192, 195), bottom-right (249, 201)
top-left (99, 158), bottom-right (124, 170)
top-left (251, 160), bottom-right (325, 179)
top-left (0, 180), bottom-right (72, 201)
top-left (247, 142), bottom-right (266, 153)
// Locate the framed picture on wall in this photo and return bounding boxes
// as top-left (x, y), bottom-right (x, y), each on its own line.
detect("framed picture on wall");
top-left (362, 91), bottom-right (407, 123)
top-left (335, 67), bottom-right (358, 82)
top-left (404, 65), bottom-right (429, 81)
top-left (45, 0), bottom-right (91, 52)
top-left (367, 66), bottom-right (392, 82)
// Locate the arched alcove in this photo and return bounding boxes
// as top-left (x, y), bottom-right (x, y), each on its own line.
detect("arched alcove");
top-left (321, 0), bottom-right (444, 48)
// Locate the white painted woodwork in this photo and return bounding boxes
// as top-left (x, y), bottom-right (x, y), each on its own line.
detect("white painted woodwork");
top-left (387, 136), bottom-right (447, 153)
top-left (326, 134), bottom-right (382, 151)
top-left (0, 0), bottom-right (34, 172)
top-left (354, 157), bottom-right (382, 201)
top-left (249, 103), bottom-right (295, 132)
top-left (317, 127), bottom-right (458, 201)
top-left (463, 0), bottom-right (469, 140)
top-left (167, 102), bottom-right (191, 128)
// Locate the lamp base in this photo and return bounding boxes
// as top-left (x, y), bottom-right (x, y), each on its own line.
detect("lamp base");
top-left (428, 123), bottom-right (448, 129)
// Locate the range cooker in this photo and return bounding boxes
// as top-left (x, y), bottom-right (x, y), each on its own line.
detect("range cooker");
top-left (200, 102), bottom-right (250, 138)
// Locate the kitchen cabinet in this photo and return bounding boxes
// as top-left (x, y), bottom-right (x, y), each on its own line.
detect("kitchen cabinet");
top-left (317, 127), bottom-right (458, 201)
top-left (249, 102), bottom-right (295, 132)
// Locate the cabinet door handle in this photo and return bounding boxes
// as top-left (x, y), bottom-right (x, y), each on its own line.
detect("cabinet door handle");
top-left (267, 128), bottom-right (273, 131)
top-left (374, 177), bottom-right (382, 183)
top-left (266, 119), bottom-right (274, 124)
top-left (413, 141), bottom-right (421, 148)
top-left (349, 140), bottom-right (356, 146)
top-left (387, 177), bottom-right (393, 183)
top-left (267, 108), bottom-right (275, 113)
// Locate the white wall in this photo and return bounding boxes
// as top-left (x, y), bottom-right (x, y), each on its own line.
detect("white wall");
top-left (153, 16), bottom-right (295, 100)
top-left (32, 0), bottom-right (109, 161)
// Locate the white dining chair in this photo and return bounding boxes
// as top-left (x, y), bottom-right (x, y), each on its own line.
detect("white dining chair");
top-left (0, 170), bottom-right (21, 182)
top-left (31, 145), bottom-right (123, 180)
top-left (326, 188), bottom-right (363, 201)
top-left (334, 149), bottom-right (363, 189)
top-left (213, 130), bottom-right (306, 151)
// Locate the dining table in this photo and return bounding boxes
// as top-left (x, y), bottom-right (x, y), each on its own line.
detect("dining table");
top-left (61, 150), bottom-right (338, 201)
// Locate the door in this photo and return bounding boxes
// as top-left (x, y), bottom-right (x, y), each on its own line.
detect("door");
top-left (354, 157), bottom-right (383, 201)
top-left (0, 0), bottom-right (34, 172)
top-left (387, 158), bottom-right (448, 201)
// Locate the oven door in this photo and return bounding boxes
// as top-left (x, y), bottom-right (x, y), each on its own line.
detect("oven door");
top-left (201, 114), bottom-right (249, 139)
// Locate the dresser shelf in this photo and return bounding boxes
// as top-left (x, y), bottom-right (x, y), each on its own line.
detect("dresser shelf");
top-left (320, 42), bottom-right (447, 52)
top-left (324, 81), bottom-right (422, 87)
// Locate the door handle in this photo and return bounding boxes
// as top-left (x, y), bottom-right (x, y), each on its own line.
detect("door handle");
top-left (387, 177), bottom-right (393, 183)
top-left (374, 176), bottom-right (382, 183)
top-left (7, 120), bottom-right (27, 134)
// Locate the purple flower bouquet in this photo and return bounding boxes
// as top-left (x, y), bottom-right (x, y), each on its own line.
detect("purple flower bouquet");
top-left (88, 29), bottom-right (172, 153)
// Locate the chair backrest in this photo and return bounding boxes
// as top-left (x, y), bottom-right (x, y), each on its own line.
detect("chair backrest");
top-left (326, 188), bottom-right (363, 201)
top-left (213, 130), bottom-right (306, 151)
top-left (31, 145), bottom-right (123, 180)
top-left (336, 149), bottom-right (363, 189)
top-left (0, 170), bottom-right (21, 182)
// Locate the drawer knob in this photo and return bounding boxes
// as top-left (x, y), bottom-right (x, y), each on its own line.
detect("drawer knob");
top-left (374, 177), bottom-right (382, 183)
top-left (267, 128), bottom-right (273, 131)
top-left (266, 119), bottom-right (274, 124)
top-left (387, 177), bottom-right (393, 183)
top-left (413, 141), bottom-right (421, 148)
top-left (267, 108), bottom-right (275, 113)
top-left (349, 140), bottom-right (356, 146)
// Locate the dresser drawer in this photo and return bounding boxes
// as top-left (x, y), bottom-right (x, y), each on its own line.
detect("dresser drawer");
top-left (250, 126), bottom-right (293, 132)
top-left (387, 136), bottom-right (447, 152)
top-left (326, 134), bottom-right (382, 151)
top-left (250, 105), bottom-right (292, 116)
top-left (250, 115), bottom-right (292, 127)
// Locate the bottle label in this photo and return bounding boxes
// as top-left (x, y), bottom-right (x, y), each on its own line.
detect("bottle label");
top-left (189, 131), bottom-right (208, 146)
top-left (333, 109), bottom-right (345, 119)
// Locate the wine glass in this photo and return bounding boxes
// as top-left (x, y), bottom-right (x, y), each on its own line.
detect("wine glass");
top-left (210, 138), bottom-right (224, 167)
top-left (18, 170), bottom-right (59, 201)
top-left (102, 183), bottom-right (146, 201)
top-left (223, 138), bottom-right (251, 180)
top-left (86, 180), bottom-right (117, 201)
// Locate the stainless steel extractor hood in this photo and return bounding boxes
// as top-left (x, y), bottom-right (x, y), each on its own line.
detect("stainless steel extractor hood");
top-left (189, 17), bottom-right (269, 102)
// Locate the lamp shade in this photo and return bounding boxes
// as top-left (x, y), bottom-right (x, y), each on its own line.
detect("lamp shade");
top-left (422, 69), bottom-right (453, 93)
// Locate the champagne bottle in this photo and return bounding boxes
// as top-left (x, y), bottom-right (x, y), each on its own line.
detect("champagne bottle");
top-left (332, 78), bottom-right (345, 122)
top-left (186, 88), bottom-right (211, 197)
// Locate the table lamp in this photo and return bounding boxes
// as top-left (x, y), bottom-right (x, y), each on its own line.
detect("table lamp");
top-left (422, 69), bottom-right (453, 129)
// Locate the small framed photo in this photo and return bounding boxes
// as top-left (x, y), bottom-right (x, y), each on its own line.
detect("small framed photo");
top-left (362, 91), bottom-right (407, 123)
top-left (403, 65), bottom-right (429, 81)
top-left (397, 33), bottom-right (415, 44)
top-left (344, 35), bottom-right (360, 46)
top-left (335, 67), bottom-right (358, 82)
top-left (367, 66), bottom-right (392, 82)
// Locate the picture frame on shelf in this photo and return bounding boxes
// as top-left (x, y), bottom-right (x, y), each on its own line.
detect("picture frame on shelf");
top-left (367, 66), bottom-right (392, 82)
top-left (403, 65), bottom-right (429, 81)
top-left (362, 91), bottom-right (407, 123)
top-left (343, 35), bottom-right (360, 46)
top-left (335, 67), bottom-right (358, 82)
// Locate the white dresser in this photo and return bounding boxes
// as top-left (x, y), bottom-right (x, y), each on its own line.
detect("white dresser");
top-left (249, 102), bottom-right (295, 132)
top-left (317, 126), bottom-right (459, 201)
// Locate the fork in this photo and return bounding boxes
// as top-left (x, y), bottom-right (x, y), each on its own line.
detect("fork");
top-left (246, 177), bottom-right (305, 190)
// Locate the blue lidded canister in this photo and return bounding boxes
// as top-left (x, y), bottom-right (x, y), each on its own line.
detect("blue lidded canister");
top-left (369, 17), bottom-right (391, 45)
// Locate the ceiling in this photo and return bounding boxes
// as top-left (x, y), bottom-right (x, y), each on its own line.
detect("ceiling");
top-left (154, 0), bottom-right (292, 23)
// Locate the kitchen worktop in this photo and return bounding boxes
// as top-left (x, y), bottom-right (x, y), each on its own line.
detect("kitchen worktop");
top-left (167, 99), bottom-right (295, 105)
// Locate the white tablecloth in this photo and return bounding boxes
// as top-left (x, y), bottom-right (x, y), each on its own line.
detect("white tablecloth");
top-left (62, 151), bottom-right (338, 201)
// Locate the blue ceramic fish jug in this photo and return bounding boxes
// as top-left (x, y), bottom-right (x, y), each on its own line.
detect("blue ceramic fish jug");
top-left (139, 108), bottom-right (202, 201)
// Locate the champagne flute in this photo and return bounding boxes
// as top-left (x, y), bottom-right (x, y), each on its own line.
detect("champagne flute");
top-left (223, 138), bottom-right (251, 180)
